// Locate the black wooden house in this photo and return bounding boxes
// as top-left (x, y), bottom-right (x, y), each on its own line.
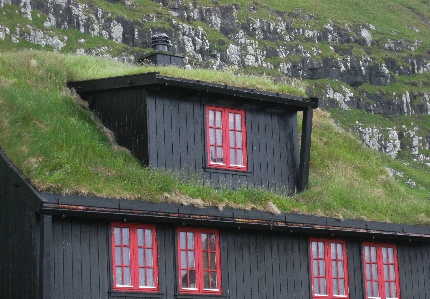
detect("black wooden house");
top-left (1, 45), bottom-right (430, 298)
top-left (1, 147), bottom-right (430, 299)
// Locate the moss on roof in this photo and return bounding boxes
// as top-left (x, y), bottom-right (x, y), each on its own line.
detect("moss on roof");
top-left (1, 50), bottom-right (429, 226)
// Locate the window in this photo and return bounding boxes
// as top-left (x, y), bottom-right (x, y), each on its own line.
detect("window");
top-left (206, 106), bottom-right (247, 171)
top-left (177, 228), bottom-right (222, 294)
top-left (111, 223), bottom-right (158, 292)
top-left (310, 238), bottom-right (349, 299)
top-left (363, 243), bottom-right (400, 299)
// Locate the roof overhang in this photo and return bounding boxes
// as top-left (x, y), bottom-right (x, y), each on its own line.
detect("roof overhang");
top-left (39, 192), bottom-right (430, 242)
top-left (67, 72), bottom-right (319, 111)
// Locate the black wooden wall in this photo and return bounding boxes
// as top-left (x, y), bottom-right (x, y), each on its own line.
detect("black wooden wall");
top-left (84, 86), bottom-right (300, 192)
top-left (88, 87), bottom-right (149, 165)
top-left (47, 217), bottom-right (430, 299)
top-left (145, 87), bottom-right (299, 192)
top-left (0, 159), bottom-right (40, 299)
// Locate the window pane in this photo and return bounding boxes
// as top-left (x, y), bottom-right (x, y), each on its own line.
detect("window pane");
top-left (188, 252), bottom-right (195, 268)
top-left (189, 270), bottom-right (196, 288)
top-left (236, 132), bottom-right (242, 147)
top-left (314, 278), bottom-right (320, 294)
top-left (124, 248), bottom-right (130, 266)
top-left (372, 264), bottom-right (378, 280)
top-left (384, 265), bottom-right (388, 280)
top-left (217, 147), bottom-right (223, 163)
top-left (203, 251), bottom-right (208, 269)
top-left (210, 252), bottom-right (216, 270)
top-left (332, 261), bottom-right (337, 276)
top-left (331, 243), bottom-right (336, 259)
top-left (216, 129), bottom-right (222, 145)
top-left (138, 248), bottom-right (144, 266)
top-left (122, 228), bottom-right (129, 245)
top-left (146, 249), bottom-right (153, 267)
top-left (229, 113), bottom-right (234, 129)
top-left (236, 114), bottom-right (241, 130)
top-left (114, 227), bottom-right (121, 245)
top-left (116, 267), bottom-right (123, 285)
top-left (139, 268), bottom-right (146, 287)
top-left (391, 282), bottom-right (396, 298)
top-left (319, 260), bottom-right (325, 276)
top-left (180, 232), bottom-right (186, 249)
top-left (181, 270), bottom-right (188, 288)
top-left (204, 271), bottom-right (209, 289)
top-left (115, 247), bottom-right (122, 264)
top-left (367, 281), bottom-right (372, 297)
top-left (318, 242), bottom-right (324, 258)
top-left (210, 146), bottom-right (216, 162)
top-left (333, 278), bottom-right (338, 295)
top-left (230, 149), bottom-right (236, 165)
top-left (187, 232), bottom-right (194, 249)
top-left (388, 247), bottom-right (394, 263)
top-left (321, 278), bottom-right (327, 294)
top-left (383, 247), bottom-right (388, 263)
top-left (337, 243), bottom-right (343, 259)
top-left (237, 150), bottom-right (243, 166)
top-left (371, 247), bottom-right (377, 262)
top-left (209, 234), bottom-right (216, 250)
top-left (209, 128), bottom-right (215, 145)
top-left (145, 229), bottom-right (152, 246)
top-left (390, 265), bottom-right (395, 280)
top-left (365, 246), bottom-right (370, 262)
top-left (147, 269), bottom-right (154, 287)
top-left (339, 279), bottom-right (345, 295)
top-left (215, 111), bottom-right (222, 127)
top-left (230, 131), bottom-right (235, 147)
top-left (312, 242), bottom-right (317, 258)
top-left (209, 110), bottom-right (214, 126)
top-left (338, 262), bottom-right (344, 277)
top-left (202, 233), bottom-right (208, 250)
top-left (313, 260), bottom-right (318, 276)
top-left (210, 272), bottom-right (217, 289)
top-left (124, 267), bottom-right (131, 286)
top-left (181, 251), bottom-right (187, 268)
top-left (137, 229), bottom-right (144, 247)
top-left (373, 282), bottom-right (379, 297)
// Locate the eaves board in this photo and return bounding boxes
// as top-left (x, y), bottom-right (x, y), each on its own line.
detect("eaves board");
top-left (39, 192), bottom-right (430, 242)
top-left (67, 73), bottom-right (318, 110)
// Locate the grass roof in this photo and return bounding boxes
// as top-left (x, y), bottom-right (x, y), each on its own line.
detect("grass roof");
top-left (1, 50), bottom-right (429, 226)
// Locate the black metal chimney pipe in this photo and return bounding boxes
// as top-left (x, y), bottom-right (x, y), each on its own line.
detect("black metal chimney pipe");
top-left (151, 33), bottom-right (169, 52)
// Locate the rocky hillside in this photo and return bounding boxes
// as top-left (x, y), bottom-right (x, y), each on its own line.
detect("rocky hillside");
top-left (1, 0), bottom-right (430, 184)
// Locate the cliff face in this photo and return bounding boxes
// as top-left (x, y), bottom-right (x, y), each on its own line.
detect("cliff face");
top-left (2, 0), bottom-right (430, 168)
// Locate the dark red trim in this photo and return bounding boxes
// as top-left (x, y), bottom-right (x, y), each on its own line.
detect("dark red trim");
top-left (111, 223), bottom-right (159, 292)
top-left (177, 227), bottom-right (222, 295)
top-left (206, 106), bottom-right (247, 171)
top-left (362, 242), bottom-right (400, 299)
top-left (310, 238), bottom-right (349, 299)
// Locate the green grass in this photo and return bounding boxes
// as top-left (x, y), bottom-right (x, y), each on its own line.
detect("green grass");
top-left (1, 50), bottom-right (430, 225)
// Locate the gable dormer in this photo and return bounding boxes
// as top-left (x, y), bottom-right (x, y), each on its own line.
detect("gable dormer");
top-left (68, 72), bottom-right (318, 194)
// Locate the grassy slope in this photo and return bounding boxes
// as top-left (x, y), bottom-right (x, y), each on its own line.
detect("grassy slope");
top-left (1, 50), bottom-right (429, 225)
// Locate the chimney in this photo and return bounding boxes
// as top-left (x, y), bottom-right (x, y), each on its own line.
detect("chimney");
top-left (151, 33), bottom-right (170, 52)
top-left (138, 33), bottom-right (184, 67)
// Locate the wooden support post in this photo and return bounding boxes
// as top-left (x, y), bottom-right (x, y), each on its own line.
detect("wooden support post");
top-left (39, 214), bottom-right (53, 299)
top-left (297, 105), bottom-right (315, 192)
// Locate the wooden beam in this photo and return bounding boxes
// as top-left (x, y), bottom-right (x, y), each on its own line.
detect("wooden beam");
top-left (297, 105), bottom-right (315, 192)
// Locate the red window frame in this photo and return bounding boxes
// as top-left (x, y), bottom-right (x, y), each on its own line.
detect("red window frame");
top-left (111, 223), bottom-right (159, 292)
top-left (177, 227), bottom-right (222, 295)
top-left (310, 238), bottom-right (349, 299)
top-left (362, 243), bottom-right (400, 299)
top-left (206, 106), bottom-right (247, 171)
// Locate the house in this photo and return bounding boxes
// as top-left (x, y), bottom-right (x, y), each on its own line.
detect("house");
top-left (1, 37), bottom-right (430, 299)
top-left (1, 147), bottom-right (430, 299)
